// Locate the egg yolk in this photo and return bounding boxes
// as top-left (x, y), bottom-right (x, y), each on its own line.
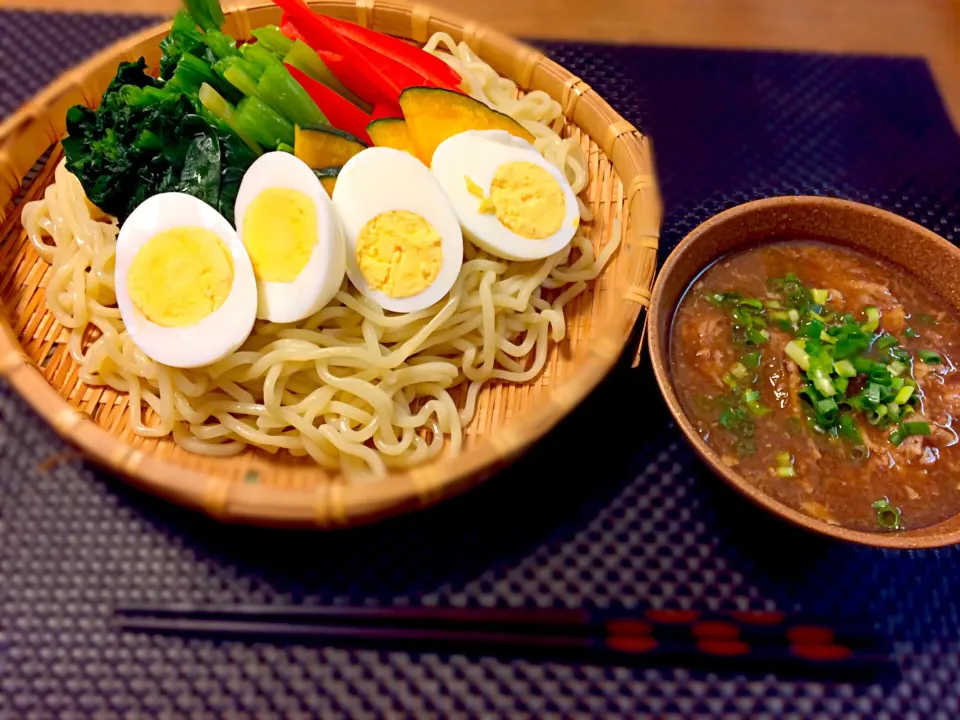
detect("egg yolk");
top-left (242, 187), bottom-right (317, 282)
top-left (489, 161), bottom-right (565, 239)
top-left (127, 226), bottom-right (233, 328)
top-left (356, 211), bottom-right (442, 298)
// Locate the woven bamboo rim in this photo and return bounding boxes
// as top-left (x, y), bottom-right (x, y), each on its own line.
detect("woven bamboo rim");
top-left (0, 0), bottom-right (661, 527)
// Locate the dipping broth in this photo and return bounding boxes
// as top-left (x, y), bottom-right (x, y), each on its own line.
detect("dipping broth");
top-left (671, 241), bottom-right (960, 532)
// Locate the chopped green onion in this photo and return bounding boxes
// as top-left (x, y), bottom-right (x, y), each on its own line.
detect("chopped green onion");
top-left (775, 465), bottom-right (795, 478)
top-left (811, 367), bottom-right (837, 397)
top-left (785, 339), bottom-right (810, 371)
top-left (905, 328), bottom-right (920, 339)
top-left (718, 407), bottom-right (739, 429)
top-left (709, 291), bottom-right (741, 307)
top-left (746, 328), bottom-right (769, 345)
top-left (867, 406), bottom-right (887, 425)
top-left (889, 420), bottom-right (928, 446)
top-left (903, 421), bottom-right (931, 436)
top-left (742, 352), bottom-right (762, 368)
top-left (765, 300), bottom-right (782, 310)
top-left (918, 349), bottom-right (943, 364)
top-left (743, 389), bottom-right (769, 417)
top-left (730, 362), bottom-right (748, 379)
top-left (788, 309), bottom-right (801, 324)
top-left (837, 414), bottom-right (863, 445)
top-left (775, 451), bottom-right (792, 467)
top-left (719, 406), bottom-right (755, 437)
top-left (820, 330), bottom-right (837, 344)
top-left (811, 289), bottom-right (829, 305)
top-left (894, 386), bottom-right (914, 405)
top-left (872, 497), bottom-right (902, 531)
top-left (863, 383), bottom-right (883, 405)
top-left (869, 366), bottom-right (893, 384)
top-left (890, 377), bottom-right (905, 391)
top-left (739, 298), bottom-right (764, 310)
top-left (834, 359), bottom-right (857, 378)
top-left (862, 306), bottom-right (880, 332)
top-left (722, 374), bottom-right (738, 389)
top-left (835, 335), bottom-right (871, 360)
top-left (834, 377), bottom-right (849, 394)
top-left (816, 398), bottom-right (838, 414)
top-left (799, 318), bottom-right (825, 339)
top-left (875, 334), bottom-right (899, 352)
top-left (888, 360), bottom-right (906, 377)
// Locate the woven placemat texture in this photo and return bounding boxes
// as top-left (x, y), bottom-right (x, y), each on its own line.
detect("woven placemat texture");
top-left (3, 10), bottom-right (960, 719)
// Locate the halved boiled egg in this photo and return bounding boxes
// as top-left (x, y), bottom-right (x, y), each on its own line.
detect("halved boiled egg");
top-left (234, 151), bottom-right (346, 323)
top-left (115, 193), bottom-right (257, 369)
top-left (333, 147), bottom-right (463, 313)
top-left (431, 130), bottom-right (579, 261)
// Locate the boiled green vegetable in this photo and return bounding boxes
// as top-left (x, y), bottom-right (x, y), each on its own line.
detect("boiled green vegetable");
top-left (62, 59), bottom-right (255, 223)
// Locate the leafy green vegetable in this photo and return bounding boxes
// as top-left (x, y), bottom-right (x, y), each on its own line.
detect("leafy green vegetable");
top-left (215, 128), bottom-right (257, 222)
top-left (234, 96), bottom-right (296, 148)
top-left (178, 116), bottom-right (222, 207)
top-left (62, 60), bottom-right (192, 220)
top-left (252, 25), bottom-right (295, 56)
top-left (204, 28), bottom-right (241, 60)
top-left (257, 63), bottom-right (327, 128)
top-left (159, 11), bottom-right (210, 80)
top-left (62, 58), bottom-right (254, 224)
top-left (62, 0), bottom-right (322, 225)
top-left (184, 0), bottom-right (225, 32)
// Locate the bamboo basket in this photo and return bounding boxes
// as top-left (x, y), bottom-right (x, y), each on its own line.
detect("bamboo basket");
top-left (0, 0), bottom-right (660, 527)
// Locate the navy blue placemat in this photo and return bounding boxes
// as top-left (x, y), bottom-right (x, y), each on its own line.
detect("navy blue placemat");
top-left (3, 11), bottom-right (960, 719)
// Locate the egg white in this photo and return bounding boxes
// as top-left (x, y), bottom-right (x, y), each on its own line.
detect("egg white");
top-left (431, 130), bottom-right (579, 261)
top-left (114, 192), bottom-right (257, 369)
top-left (332, 147), bottom-right (464, 313)
top-left (234, 151), bottom-right (346, 323)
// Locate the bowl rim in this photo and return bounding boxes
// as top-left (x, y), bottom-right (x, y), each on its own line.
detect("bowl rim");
top-left (0, 0), bottom-right (662, 528)
top-left (648, 195), bottom-right (960, 549)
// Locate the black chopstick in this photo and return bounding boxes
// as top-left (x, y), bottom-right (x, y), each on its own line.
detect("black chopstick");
top-left (113, 604), bottom-right (895, 679)
top-left (114, 603), bottom-right (883, 647)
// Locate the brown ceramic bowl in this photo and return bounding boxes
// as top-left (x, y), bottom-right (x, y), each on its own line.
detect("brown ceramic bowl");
top-left (648, 196), bottom-right (960, 549)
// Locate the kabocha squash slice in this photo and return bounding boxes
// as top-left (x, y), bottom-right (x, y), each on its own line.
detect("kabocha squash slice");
top-left (294, 124), bottom-right (367, 168)
top-left (312, 165), bottom-right (341, 196)
top-left (366, 117), bottom-right (416, 156)
top-left (398, 87), bottom-right (535, 165)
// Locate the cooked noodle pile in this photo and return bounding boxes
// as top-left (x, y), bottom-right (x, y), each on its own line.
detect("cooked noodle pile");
top-left (20, 33), bottom-right (620, 479)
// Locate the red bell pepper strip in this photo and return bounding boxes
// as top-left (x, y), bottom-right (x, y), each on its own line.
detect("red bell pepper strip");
top-left (274, 0), bottom-right (419, 106)
top-left (370, 103), bottom-right (402, 121)
top-left (317, 48), bottom-right (392, 107)
top-left (281, 13), bottom-right (390, 107)
top-left (286, 63), bottom-right (373, 144)
top-left (342, 36), bottom-right (430, 98)
top-left (324, 16), bottom-right (462, 91)
top-left (279, 15), bottom-right (304, 42)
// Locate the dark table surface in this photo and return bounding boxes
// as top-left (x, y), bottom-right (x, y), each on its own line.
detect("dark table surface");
top-left (2, 10), bottom-right (960, 720)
